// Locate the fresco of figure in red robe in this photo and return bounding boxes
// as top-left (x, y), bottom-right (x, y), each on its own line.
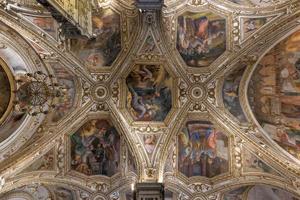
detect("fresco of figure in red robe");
top-left (178, 120), bottom-right (229, 178)
top-left (177, 12), bottom-right (226, 68)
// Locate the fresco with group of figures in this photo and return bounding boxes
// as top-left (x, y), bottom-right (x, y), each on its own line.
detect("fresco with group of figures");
top-left (177, 12), bottom-right (226, 68)
top-left (0, 62), bottom-right (11, 122)
top-left (223, 185), bottom-right (300, 200)
top-left (178, 120), bottom-right (229, 178)
top-left (71, 119), bottom-right (120, 176)
top-left (223, 65), bottom-right (247, 122)
top-left (70, 9), bottom-right (121, 68)
top-left (249, 30), bottom-right (300, 160)
top-left (126, 64), bottom-right (172, 121)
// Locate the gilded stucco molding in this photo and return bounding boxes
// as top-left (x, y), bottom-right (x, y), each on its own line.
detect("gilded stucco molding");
top-left (0, 0), bottom-right (300, 198)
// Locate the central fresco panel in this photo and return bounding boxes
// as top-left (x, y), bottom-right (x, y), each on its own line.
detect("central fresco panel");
top-left (249, 30), bottom-right (300, 160)
top-left (70, 119), bottom-right (120, 177)
top-left (177, 12), bottom-right (226, 68)
top-left (126, 64), bottom-right (172, 121)
top-left (178, 120), bottom-right (229, 178)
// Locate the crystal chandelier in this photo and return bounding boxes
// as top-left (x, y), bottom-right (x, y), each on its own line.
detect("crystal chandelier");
top-left (13, 71), bottom-right (61, 116)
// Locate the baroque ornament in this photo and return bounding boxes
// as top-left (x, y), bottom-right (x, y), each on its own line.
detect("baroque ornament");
top-left (0, 0), bottom-right (300, 199)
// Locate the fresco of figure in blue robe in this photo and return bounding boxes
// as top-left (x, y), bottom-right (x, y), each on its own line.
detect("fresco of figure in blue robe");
top-left (126, 65), bottom-right (172, 121)
top-left (178, 121), bottom-right (229, 178)
top-left (177, 12), bottom-right (226, 68)
top-left (70, 9), bottom-right (121, 68)
top-left (71, 119), bottom-right (120, 176)
top-left (223, 66), bottom-right (247, 122)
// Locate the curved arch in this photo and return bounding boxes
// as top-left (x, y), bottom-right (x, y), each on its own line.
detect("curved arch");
top-left (0, 21), bottom-right (48, 160)
top-left (242, 25), bottom-right (300, 165)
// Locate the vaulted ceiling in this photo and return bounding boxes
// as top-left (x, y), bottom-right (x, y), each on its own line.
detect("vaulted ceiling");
top-left (0, 0), bottom-right (299, 199)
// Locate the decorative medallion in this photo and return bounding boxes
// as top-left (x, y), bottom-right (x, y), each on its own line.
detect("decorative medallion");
top-left (189, 84), bottom-right (206, 101)
top-left (91, 84), bottom-right (109, 102)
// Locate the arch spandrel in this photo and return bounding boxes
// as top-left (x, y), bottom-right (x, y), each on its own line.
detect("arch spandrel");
top-left (221, 63), bottom-right (248, 124)
top-left (62, 113), bottom-right (140, 183)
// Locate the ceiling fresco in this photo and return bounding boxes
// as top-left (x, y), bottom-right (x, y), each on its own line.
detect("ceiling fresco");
top-left (176, 11), bottom-right (226, 68)
top-left (0, 0), bottom-right (299, 199)
top-left (248, 30), bottom-right (300, 160)
top-left (70, 119), bottom-right (120, 176)
top-left (70, 8), bottom-right (121, 69)
top-left (178, 120), bottom-right (229, 178)
top-left (126, 64), bottom-right (172, 121)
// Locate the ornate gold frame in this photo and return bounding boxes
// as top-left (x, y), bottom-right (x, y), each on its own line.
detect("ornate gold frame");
top-left (0, 57), bottom-right (15, 125)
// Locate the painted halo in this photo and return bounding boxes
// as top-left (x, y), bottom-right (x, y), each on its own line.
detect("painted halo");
top-left (0, 57), bottom-right (15, 125)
